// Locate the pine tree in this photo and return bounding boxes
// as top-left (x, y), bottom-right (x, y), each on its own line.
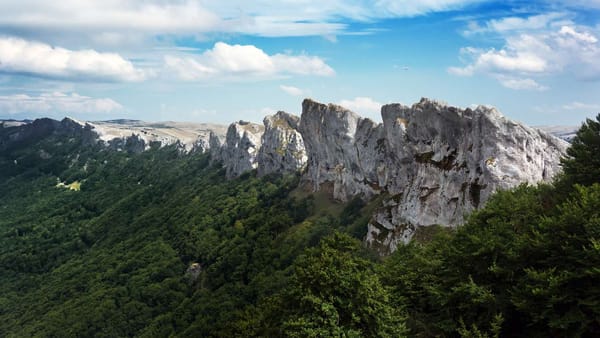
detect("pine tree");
top-left (560, 114), bottom-right (600, 187)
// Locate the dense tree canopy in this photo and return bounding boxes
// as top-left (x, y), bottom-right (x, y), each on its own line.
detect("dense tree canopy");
top-left (278, 232), bottom-right (406, 337)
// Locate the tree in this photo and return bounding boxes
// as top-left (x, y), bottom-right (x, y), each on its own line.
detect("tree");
top-left (510, 184), bottom-right (600, 336)
top-left (280, 232), bottom-right (407, 337)
top-left (560, 114), bottom-right (600, 187)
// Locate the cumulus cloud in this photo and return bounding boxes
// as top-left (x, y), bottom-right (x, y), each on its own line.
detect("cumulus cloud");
top-left (449, 19), bottom-right (600, 90)
top-left (280, 85), bottom-right (304, 96)
top-left (0, 37), bottom-right (148, 82)
top-left (448, 44), bottom-right (549, 76)
top-left (338, 97), bottom-right (382, 114)
top-left (0, 92), bottom-right (123, 115)
top-left (164, 42), bottom-right (334, 80)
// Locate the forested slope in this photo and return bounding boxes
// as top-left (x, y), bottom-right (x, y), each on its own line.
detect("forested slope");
top-left (1, 115), bottom-right (599, 337)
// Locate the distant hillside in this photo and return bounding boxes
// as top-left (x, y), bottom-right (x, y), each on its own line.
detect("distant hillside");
top-left (537, 125), bottom-right (579, 142)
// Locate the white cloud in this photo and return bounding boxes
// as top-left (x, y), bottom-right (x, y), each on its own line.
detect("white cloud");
top-left (280, 85), bottom-right (305, 96)
top-left (496, 76), bottom-right (548, 91)
top-left (0, 1), bottom-right (219, 35)
top-left (464, 12), bottom-right (572, 35)
top-left (0, 1), bottom-right (485, 42)
top-left (164, 42), bottom-right (334, 80)
top-left (450, 21), bottom-right (600, 89)
top-left (0, 37), bottom-right (148, 81)
top-left (0, 92), bottom-right (123, 115)
top-left (338, 97), bottom-right (382, 114)
top-left (562, 101), bottom-right (600, 110)
top-left (449, 45), bottom-right (548, 76)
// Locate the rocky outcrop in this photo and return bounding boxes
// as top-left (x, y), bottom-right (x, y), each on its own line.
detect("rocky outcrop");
top-left (370, 99), bottom-right (567, 252)
top-left (218, 121), bottom-right (265, 178)
top-left (293, 98), bottom-right (567, 253)
top-left (208, 131), bottom-right (225, 161)
top-left (299, 99), bottom-right (385, 201)
top-left (257, 111), bottom-right (307, 176)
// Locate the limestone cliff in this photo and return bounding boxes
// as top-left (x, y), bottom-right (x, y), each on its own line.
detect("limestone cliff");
top-left (366, 99), bottom-right (567, 252)
top-left (292, 98), bottom-right (566, 252)
top-left (215, 98), bottom-right (564, 254)
top-left (217, 121), bottom-right (265, 178)
top-left (299, 100), bottom-right (385, 200)
top-left (257, 111), bottom-right (307, 176)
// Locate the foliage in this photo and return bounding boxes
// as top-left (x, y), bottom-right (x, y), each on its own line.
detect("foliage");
top-left (278, 232), bottom-right (406, 337)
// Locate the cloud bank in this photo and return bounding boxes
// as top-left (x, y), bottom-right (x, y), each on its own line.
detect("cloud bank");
top-left (0, 37), bottom-right (147, 82)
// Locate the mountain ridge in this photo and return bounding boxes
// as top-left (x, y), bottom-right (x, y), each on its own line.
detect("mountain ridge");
top-left (1, 98), bottom-right (569, 252)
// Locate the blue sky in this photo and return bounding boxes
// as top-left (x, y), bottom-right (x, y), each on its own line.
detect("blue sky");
top-left (0, 0), bottom-right (599, 126)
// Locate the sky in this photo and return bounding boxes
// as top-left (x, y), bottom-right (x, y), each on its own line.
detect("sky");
top-left (0, 1), bottom-right (600, 126)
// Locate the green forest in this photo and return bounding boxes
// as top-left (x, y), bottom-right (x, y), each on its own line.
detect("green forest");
top-left (1, 115), bottom-right (599, 337)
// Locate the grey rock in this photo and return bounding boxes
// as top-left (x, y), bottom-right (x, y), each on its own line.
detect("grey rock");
top-left (186, 262), bottom-right (202, 284)
top-left (208, 131), bottom-right (225, 162)
top-left (273, 98), bottom-right (567, 253)
top-left (257, 111), bottom-right (307, 176)
top-left (365, 98), bottom-right (568, 253)
top-left (219, 121), bottom-right (265, 178)
top-left (299, 99), bottom-right (383, 201)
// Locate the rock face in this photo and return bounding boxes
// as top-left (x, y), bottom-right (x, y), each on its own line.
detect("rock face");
top-left (258, 111), bottom-right (307, 176)
top-left (216, 121), bottom-right (265, 178)
top-left (366, 99), bottom-right (567, 252)
top-left (293, 98), bottom-right (567, 253)
top-left (299, 100), bottom-right (385, 200)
